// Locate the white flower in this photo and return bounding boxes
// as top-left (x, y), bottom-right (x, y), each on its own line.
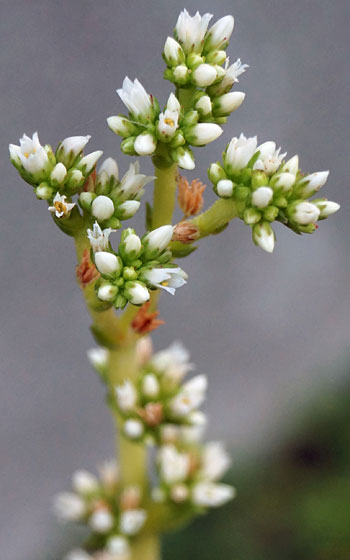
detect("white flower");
top-left (201, 442), bottom-right (231, 481)
top-left (125, 281), bottom-right (150, 305)
top-left (107, 115), bottom-right (139, 137)
top-left (97, 283), bottom-right (118, 302)
top-left (189, 123), bottom-right (223, 146)
top-left (115, 380), bottom-right (137, 412)
top-left (119, 161), bottom-right (155, 200)
top-left (123, 233), bottom-right (142, 257)
top-left (143, 225), bottom-right (174, 254)
top-left (95, 252), bottom-right (121, 277)
top-left (225, 134), bottom-right (257, 173)
top-left (91, 195), bottom-right (115, 221)
top-left (174, 147), bottom-right (195, 170)
top-left (170, 374), bottom-right (207, 416)
top-left (98, 460), bottom-right (119, 489)
top-left (217, 179), bottom-right (234, 198)
top-left (48, 193), bottom-right (76, 218)
top-left (118, 200), bottom-right (141, 219)
top-left (204, 15), bottom-right (234, 51)
top-left (78, 150), bottom-right (103, 174)
top-left (253, 141), bottom-right (286, 175)
top-left (50, 162), bottom-right (67, 185)
top-left (195, 95), bottom-right (212, 115)
top-left (117, 77), bottom-right (153, 119)
top-left (53, 492), bottom-right (86, 522)
top-left (142, 267), bottom-right (187, 295)
top-left (142, 374), bottom-right (160, 397)
top-left (152, 341), bottom-right (193, 382)
top-left (63, 549), bottom-right (92, 560)
top-left (212, 58), bottom-right (249, 95)
top-left (89, 509), bottom-right (114, 533)
top-left (119, 509), bottom-right (147, 536)
top-left (298, 171), bottom-right (330, 196)
top-left (192, 482), bottom-right (235, 507)
top-left (164, 36), bottom-right (185, 66)
top-left (291, 201), bottom-right (320, 225)
top-left (158, 445), bottom-right (190, 484)
top-left (166, 92), bottom-right (181, 113)
top-left (134, 132), bottom-right (157, 156)
top-left (281, 155), bottom-right (299, 176)
top-left (158, 110), bottom-right (179, 139)
top-left (107, 535), bottom-right (131, 558)
top-left (72, 470), bottom-right (99, 494)
top-left (99, 157), bottom-right (119, 181)
top-left (272, 172), bottom-right (296, 191)
top-left (124, 419), bottom-right (144, 439)
top-left (175, 9), bottom-right (213, 54)
top-left (10, 132), bottom-right (49, 176)
top-left (251, 186), bottom-right (274, 208)
top-left (58, 135), bottom-right (91, 166)
top-left (314, 200), bottom-right (340, 218)
top-left (192, 64), bottom-right (217, 87)
top-left (173, 64), bottom-right (189, 82)
top-left (87, 347), bottom-right (109, 371)
top-left (252, 222), bottom-right (275, 253)
top-left (87, 222), bottom-right (114, 252)
top-left (213, 91), bottom-right (245, 116)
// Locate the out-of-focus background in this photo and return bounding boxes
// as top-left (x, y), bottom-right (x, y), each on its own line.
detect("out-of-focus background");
top-left (1, 1), bottom-right (349, 558)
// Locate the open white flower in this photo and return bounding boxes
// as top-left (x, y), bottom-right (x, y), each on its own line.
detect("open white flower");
top-left (9, 132), bottom-right (48, 176)
top-left (192, 482), bottom-right (235, 507)
top-left (169, 374), bottom-right (207, 416)
top-left (158, 109), bottom-right (179, 139)
top-left (117, 77), bottom-right (153, 119)
top-left (200, 442), bottom-right (231, 481)
top-left (211, 58), bottom-right (249, 96)
top-left (116, 380), bottom-right (137, 412)
top-left (53, 492), bottom-right (86, 522)
top-left (175, 9), bottom-right (213, 54)
top-left (158, 445), bottom-right (190, 484)
top-left (87, 222), bottom-right (114, 252)
top-left (48, 193), bottom-right (76, 218)
top-left (152, 341), bottom-right (193, 383)
top-left (225, 134), bottom-right (257, 173)
top-left (142, 267), bottom-right (187, 295)
top-left (119, 161), bottom-right (155, 200)
top-left (253, 141), bottom-right (286, 175)
top-left (119, 509), bottom-right (147, 536)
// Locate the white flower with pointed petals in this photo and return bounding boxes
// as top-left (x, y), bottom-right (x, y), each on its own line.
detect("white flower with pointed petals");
top-left (170, 374), bottom-right (207, 417)
top-left (48, 193), bottom-right (76, 218)
top-left (157, 101), bottom-right (180, 139)
top-left (192, 482), bottom-right (235, 507)
top-left (212, 58), bottom-right (249, 96)
top-left (253, 141), bottom-right (286, 176)
top-left (115, 380), bottom-right (137, 412)
top-left (142, 267), bottom-right (187, 295)
top-left (10, 132), bottom-right (49, 176)
top-left (119, 509), bottom-right (147, 536)
top-left (201, 442), bottom-right (231, 481)
top-left (204, 15), bottom-right (234, 51)
top-left (152, 341), bottom-right (193, 382)
top-left (158, 445), bottom-right (190, 484)
top-left (119, 161), bottom-right (155, 200)
top-left (117, 77), bottom-right (153, 119)
top-left (53, 492), bottom-right (86, 522)
top-left (252, 222), bottom-right (275, 253)
top-left (166, 92), bottom-right (181, 113)
top-left (225, 134), bottom-right (257, 173)
top-left (175, 9), bottom-right (213, 54)
top-left (87, 222), bottom-right (114, 253)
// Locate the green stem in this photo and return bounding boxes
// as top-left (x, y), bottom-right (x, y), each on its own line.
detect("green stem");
top-left (152, 158), bottom-right (178, 228)
top-left (131, 534), bottom-right (161, 560)
top-left (192, 198), bottom-right (238, 238)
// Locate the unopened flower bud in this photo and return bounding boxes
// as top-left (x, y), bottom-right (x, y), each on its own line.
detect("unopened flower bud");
top-left (125, 281), bottom-right (150, 305)
top-left (99, 157), bottom-right (119, 182)
top-left (208, 162), bottom-right (226, 185)
top-left (243, 207), bottom-right (261, 225)
top-left (72, 470), bottom-right (99, 495)
top-left (35, 183), bottom-right (53, 200)
top-left (67, 169), bottom-right (84, 190)
top-left (192, 64), bottom-right (217, 87)
top-left (91, 195), bottom-right (115, 221)
top-left (57, 135), bottom-right (91, 167)
top-left (78, 150), bottom-right (103, 174)
top-left (134, 132), bottom-right (157, 156)
top-left (124, 419), bottom-right (144, 439)
top-left (123, 233), bottom-right (142, 258)
top-left (252, 186), bottom-right (273, 208)
top-left (107, 115), bottom-right (139, 138)
top-left (272, 172), bottom-right (296, 191)
top-left (204, 15), bottom-right (234, 52)
top-left (187, 123), bottom-right (223, 147)
top-left (205, 49), bottom-right (227, 65)
top-left (173, 65), bottom-right (189, 84)
top-left (89, 509), bottom-right (114, 533)
top-left (289, 201), bottom-right (320, 225)
top-left (163, 37), bottom-right (185, 66)
top-left (171, 484), bottom-right (189, 503)
top-left (172, 147), bottom-right (195, 170)
top-left (142, 374), bottom-right (160, 398)
top-left (297, 171), bottom-right (329, 197)
top-left (280, 155), bottom-right (299, 176)
top-left (97, 283), bottom-right (118, 302)
top-left (217, 179), bottom-right (234, 198)
top-left (94, 252), bottom-right (121, 277)
top-left (118, 200), bottom-right (141, 219)
top-left (195, 95), bottom-right (212, 115)
top-left (213, 92), bottom-right (245, 116)
top-left (144, 225), bottom-right (174, 254)
top-left (252, 222), bottom-right (275, 253)
top-left (313, 199), bottom-right (340, 218)
top-left (50, 162), bottom-right (67, 186)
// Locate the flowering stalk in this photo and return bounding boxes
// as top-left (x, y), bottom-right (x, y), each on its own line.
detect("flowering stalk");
top-left (9, 8), bottom-right (339, 560)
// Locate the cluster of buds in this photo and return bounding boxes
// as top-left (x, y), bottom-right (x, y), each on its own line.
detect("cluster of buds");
top-left (54, 461), bottom-right (146, 560)
top-left (114, 341), bottom-right (207, 443)
top-left (9, 133), bottom-right (102, 211)
top-left (209, 135), bottom-right (340, 252)
top-left (108, 86), bottom-right (225, 170)
top-left (89, 224), bottom-right (187, 309)
top-left (79, 160), bottom-right (154, 229)
top-left (153, 441), bottom-right (234, 510)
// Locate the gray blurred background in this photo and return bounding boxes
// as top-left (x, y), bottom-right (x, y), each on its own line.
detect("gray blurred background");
top-left (1, 1), bottom-right (349, 558)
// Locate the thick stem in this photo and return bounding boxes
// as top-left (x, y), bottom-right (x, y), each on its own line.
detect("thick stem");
top-left (131, 533), bottom-right (161, 560)
top-left (152, 158), bottom-right (178, 228)
top-left (192, 198), bottom-right (238, 238)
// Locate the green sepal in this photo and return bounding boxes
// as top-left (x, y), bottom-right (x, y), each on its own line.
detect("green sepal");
top-left (170, 241), bottom-right (198, 258)
top-left (51, 206), bottom-right (85, 237)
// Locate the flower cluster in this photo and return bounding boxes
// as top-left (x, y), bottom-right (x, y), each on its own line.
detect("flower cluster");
top-left (54, 461), bottom-right (146, 560)
top-left (80, 160), bottom-right (154, 229)
top-left (153, 441), bottom-right (234, 510)
top-left (114, 341), bottom-right (207, 443)
top-left (9, 133), bottom-right (102, 209)
top-left (209, 135), bottom-right (340, 252)
top-left (89, 224), bottom-right (187, 309)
